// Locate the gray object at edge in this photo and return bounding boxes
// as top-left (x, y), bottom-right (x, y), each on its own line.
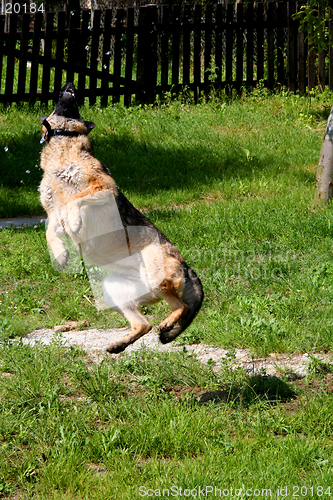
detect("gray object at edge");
top-left (316, 104), bottom-right (333, 202)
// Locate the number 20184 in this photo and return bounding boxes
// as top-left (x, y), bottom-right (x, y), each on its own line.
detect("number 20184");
top-left (5, 3), bottom-right (45, 14)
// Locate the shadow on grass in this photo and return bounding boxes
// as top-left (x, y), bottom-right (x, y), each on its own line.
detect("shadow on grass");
top-left (0, 131), bottom-right (43, 188)
top-left (92, 133), bottom-right (311, 196)
top-left (0, 131), bottom-right (311, 195)
top-left (199, 375), bottom-right (296, 407)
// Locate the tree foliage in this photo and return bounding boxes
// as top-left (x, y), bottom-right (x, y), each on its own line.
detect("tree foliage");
top-left (294, 0), bottom-right (333, 52)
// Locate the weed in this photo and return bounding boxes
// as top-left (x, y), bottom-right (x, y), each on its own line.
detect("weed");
top-left (307, 354), bottom-right (333, 376)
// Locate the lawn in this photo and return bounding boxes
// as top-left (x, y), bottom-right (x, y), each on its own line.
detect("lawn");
top-left (1, 88), bottom-right (333, 498)
top-left (0, 88), bottom-right (331, 354)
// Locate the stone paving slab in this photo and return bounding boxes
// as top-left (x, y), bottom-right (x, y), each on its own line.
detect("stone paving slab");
top-left (0, 216), bottom-right (46, 229)
top-left (21, 327), bottom-right (333, 378)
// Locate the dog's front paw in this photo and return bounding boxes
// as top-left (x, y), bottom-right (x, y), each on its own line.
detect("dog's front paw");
top-left (68, 216), bottom-right (82, 235)
top-left (56, 249), bottom-right (69, 268)
top-left (66, 202), bottom-right (82, 235)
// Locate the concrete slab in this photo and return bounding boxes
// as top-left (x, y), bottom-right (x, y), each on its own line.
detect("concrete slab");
top-left (0, 216), bottom-right (46, 229)
top-left (20, 326), bottom-right (332, 378)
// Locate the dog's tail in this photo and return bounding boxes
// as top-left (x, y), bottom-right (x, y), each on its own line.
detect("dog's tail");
top-left (159, 264), bottom-right (204, 344)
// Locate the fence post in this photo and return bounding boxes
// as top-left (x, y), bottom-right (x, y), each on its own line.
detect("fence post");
top-left (136, 5), bottom-right (158, 105)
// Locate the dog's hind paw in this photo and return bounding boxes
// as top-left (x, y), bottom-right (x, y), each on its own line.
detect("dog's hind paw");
top-left (158, 324), bottom-right (174, 344)
top-left (106, 342), bottom-right (126, 354)
top-left (159, 330), bottom-right (172, 344)
top-left (158, 324), bottom-right (173, 334)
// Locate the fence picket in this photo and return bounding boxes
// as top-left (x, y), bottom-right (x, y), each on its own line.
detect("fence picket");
top-left (136, 5), bottom-right (157, 104)
top-left (160, 5), bottom-right (171, 98)
top-left (172, 4), bottom-right (181, 95)
top-left (41, 12), bottom-right (54, 104)
top-left (330, 7), bottom-right (333, 91)
top-left (204, 4), bottom-right (213, 95)
top-left (298, 23), bottom-right (306, 95)
top-left (0, 15), bottom-right (5, 96)
top-left (5, 14), bottom-right (17, 102)
top-left (256, 2), bottom-right (264, 83)
top-left (113, 9), bottom-right (125, 104)
top-left (246, 3), bottom-right (254, 87)
top-left (236, 3), bottom-right (243, 90)
top-left (54, 11), bottom-right (66, 100)
top-left (29, 13), bottom-right (43, 103)
top-left (124, 7), bottom-right (134, 106)
top-left (267, 2), bottom-right (274, 89)
top-left (67, 10), bottom-right (80, 86)
top-left (225, 3), bottom-right (233, 91)
top-left (78, 9), bottom-right (90, 105)
top-left (17, 13), bottom-right (30, 101)
top-left (101, 9), bottom-right (112, 107)
top-left (183, 4), bottom-right (191, 90)
top-left (90, 9), bottom-right (101, 105)
top-left (287, 1), bottom-right (296, 92)
top-left (276, 2), bottom-right (285, 86)
top-left (193, 4), bottom-right (202, 101)
top-left (215, 3), bottom-right (223, 88)
top-left (318, 5), bottom-right (325, 90)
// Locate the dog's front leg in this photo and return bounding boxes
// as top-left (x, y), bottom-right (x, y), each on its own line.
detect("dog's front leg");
top-left (66, 200), bottom-right (82, 235)
top-left (46, 214), bottom-right (69, 267)
top-left (65, 188), bottom-right (113, 235)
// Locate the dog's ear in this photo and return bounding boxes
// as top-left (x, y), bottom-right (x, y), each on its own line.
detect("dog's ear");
top-left (40, 115), bottom-right (49, 125)
top-left (84, 121), bottom-right (95, 133)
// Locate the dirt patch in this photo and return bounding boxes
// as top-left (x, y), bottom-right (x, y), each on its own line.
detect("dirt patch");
top-left (20, 327), bottom-right (333, 379)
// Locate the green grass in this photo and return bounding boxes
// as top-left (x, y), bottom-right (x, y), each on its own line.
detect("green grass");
top-left (2, 89), bottom-right (333, 497)
top-left (0, 341), bottom-right (332, 499)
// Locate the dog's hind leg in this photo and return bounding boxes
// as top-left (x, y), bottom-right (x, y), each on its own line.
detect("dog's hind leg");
top-left (157, 279), bottom-right (189, 334)
top-left (106, 305), bottom-right (152, 354)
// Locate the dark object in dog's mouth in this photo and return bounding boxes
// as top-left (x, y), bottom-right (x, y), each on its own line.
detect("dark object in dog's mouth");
top-left (54, 82), bottom-right (80, 119)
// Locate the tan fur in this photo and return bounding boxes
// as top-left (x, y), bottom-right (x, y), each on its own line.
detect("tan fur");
top-left (39, 88), bottom-right (203, 353)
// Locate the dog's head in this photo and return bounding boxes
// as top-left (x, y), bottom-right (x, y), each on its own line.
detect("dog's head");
top-left (40, 83), bottom-right (95, 143)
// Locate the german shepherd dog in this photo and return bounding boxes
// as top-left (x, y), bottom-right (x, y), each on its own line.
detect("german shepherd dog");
top-left (39, 83), bottom-right (203, 354)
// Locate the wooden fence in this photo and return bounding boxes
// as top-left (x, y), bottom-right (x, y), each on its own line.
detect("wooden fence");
top-left (0, 2), bottom-right (332, 106)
